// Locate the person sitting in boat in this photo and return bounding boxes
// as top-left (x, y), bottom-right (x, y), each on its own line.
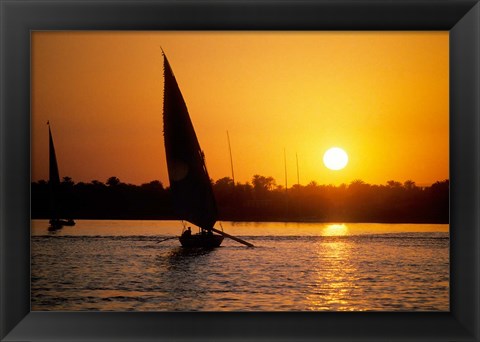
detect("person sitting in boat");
top-left (200, 229), bottom-right (213, 236)
top-left (182, 227), bottom-right (192, 238)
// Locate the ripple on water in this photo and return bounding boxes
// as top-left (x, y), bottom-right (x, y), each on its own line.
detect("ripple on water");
top-left (31, 224), bottom-right (449, 311)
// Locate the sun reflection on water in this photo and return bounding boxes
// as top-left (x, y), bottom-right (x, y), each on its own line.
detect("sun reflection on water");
top-left (306, 227), bottom-right (361, 311)
top-left (322, 224), bottom-right (348, 236)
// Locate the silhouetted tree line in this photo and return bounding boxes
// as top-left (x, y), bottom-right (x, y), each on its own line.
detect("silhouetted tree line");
top-left (31, 175), bottom-right (449, 223)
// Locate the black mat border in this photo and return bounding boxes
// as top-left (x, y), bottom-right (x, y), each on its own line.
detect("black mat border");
top-left (1, 0), bottom-right (479, 341)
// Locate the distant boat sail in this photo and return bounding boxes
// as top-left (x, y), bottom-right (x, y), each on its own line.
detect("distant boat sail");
top-left (48, 122), bottom-right (75, 230)
top-left (161, 50), bottom-right (253, 248)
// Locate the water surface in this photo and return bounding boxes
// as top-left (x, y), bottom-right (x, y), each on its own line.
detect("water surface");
top-left (31, 220), bottom-right (449, 311)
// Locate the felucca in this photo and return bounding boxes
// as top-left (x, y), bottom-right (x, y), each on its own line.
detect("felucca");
top-left (47, 122), bottom-right (75, 230)
top-left (161, 50), bottom-right (253, 248)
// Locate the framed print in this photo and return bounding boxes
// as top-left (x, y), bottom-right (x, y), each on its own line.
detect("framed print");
top-left (29, 30), bottom-right (450, 312)
top-left (1, 0), bottom-right (479, 341)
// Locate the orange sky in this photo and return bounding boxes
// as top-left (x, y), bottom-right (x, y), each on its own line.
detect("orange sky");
top-left (32, 31), bottom-right (448, 187)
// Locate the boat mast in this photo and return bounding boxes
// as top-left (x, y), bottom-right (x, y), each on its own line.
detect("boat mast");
top-left (227, 130), bottom-right (235, 186)
top-left (296, 152), bottom-right (301, 220)
top-left (284, 148), bottom-right (288, 192)
top-left (296, 152), bottom-right (300, 186)
top-left (284, 148), bottom-right (289, 220)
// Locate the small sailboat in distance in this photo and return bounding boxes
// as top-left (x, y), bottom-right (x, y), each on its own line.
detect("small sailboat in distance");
top-left (161, 50), bottom-right (253, 248)
top-left (47, 122), bottom-right (75, 231)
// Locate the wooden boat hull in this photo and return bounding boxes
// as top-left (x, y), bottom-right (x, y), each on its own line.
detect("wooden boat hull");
top-left (60, 220), bottom-right (76, 226)
top-left (179, 234), bottom-right (224, 248)
top-left (49, 219), bottom-right (75, 228)
top-left (48, 219), bottom-right (75, 231)
top-left (48, 222), bottom-right (63, 231)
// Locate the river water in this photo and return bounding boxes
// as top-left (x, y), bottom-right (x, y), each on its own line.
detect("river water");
top-left (31, 220), bottom-right (449, 311)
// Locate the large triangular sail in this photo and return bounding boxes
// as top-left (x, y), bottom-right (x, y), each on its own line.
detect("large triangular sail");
top-left (162, 52), bottom-right (218, 230)
top-left (48, 123), bottom-right (61, 220)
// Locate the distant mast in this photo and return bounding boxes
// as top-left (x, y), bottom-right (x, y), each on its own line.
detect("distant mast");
top-left (227, 130), bottom-right (235, 186)
top-left (284, 148), bottom-right (289, 220)
top-left (284, 148), bottom-right (288, 192)
top-left (296, 152), bottom-right (300, 219)
top-left (296, 152), bottom-right (300, 186)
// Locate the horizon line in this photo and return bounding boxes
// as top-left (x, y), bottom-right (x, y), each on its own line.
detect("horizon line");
top-left (31, 176), bottom-right (449, 188)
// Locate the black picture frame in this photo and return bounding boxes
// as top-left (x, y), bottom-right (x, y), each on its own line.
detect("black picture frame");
top-left (1, 0), bottom-right (479, 341)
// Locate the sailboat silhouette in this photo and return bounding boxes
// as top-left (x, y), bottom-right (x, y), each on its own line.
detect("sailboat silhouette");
top-left (47, 122), bottom-right (75, 231)
top-left (161, 50), bottom-right (253, 248)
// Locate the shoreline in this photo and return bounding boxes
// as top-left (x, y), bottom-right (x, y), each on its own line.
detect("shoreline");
top-left (30, 217), bottom-right (449, 224)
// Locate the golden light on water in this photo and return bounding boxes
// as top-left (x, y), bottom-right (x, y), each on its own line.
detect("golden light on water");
top-left (307, 239), bottom-right (359, 311)
top-left (322, 224), bottom-right (349, 236)
top-left (308, 223), bottom-right (354, 310)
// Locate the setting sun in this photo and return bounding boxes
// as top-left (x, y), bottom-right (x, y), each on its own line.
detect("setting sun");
top-left (323, 147), bottom-right (349, 171)
top-left (31, 31), bottom-right (448, 186)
